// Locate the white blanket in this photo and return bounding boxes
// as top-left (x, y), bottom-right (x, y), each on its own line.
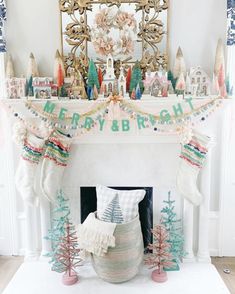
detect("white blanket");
top-left (77, 212), bottom-right (116, 256)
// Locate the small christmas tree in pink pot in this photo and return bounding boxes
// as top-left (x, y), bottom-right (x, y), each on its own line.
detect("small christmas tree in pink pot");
top-left (145, 225), bottom-right (174, 283)
top-left (54, 221), bottom-right (83, 286)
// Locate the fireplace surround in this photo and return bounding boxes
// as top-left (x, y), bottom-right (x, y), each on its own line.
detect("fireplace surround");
top-left (1, 98), bottom-right (232, 263)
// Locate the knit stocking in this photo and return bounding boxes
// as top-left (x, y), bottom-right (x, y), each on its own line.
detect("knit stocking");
top-left (40, 130), bottom-right (72, 202)
top-left (15, 132), bottom-right (45, 206)
top-left (176, 130), bottom-right (211, 206)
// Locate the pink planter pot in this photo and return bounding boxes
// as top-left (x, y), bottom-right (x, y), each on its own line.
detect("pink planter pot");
top-left (151, 269), bottom-right (168, 283)
top-left (62, 271), bottom-right (78, 286)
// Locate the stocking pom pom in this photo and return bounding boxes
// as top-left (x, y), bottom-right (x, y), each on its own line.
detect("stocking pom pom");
top-left (12, 122), bottom-right (27, 146)
top-left (180, 128), bottom-right (193, 145)
top-left (39, 121), bottom-right (53, 139)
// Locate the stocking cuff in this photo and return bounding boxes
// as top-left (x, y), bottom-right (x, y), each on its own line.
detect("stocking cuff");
top-left (22, 133), bottom-right (44, 164)
top-left (192, 130), bottom-right (211, 147)
top-left (181, 130), bottom-right (211, 169)
top-left (44, 130), bottom-right (72, 167)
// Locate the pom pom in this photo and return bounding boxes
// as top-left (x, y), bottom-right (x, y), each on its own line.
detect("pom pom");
top-left (38, 121), bottom-right (52, 139)
top-left (180, 128), bottom-right (193, 145)
top-left (12, 122), bottom-right (27, 146)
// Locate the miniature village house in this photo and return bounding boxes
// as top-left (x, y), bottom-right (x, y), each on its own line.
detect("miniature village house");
top-left (118, 67), bottom-right (126, 96)
top-left (5, 78), bottom-right (26, 98)
top-left (33, 77), bottom-right (53, 99)
top-left (187, 66), bottom-right (210, 96)
top-left (102, 55), bottom-right (116, 96)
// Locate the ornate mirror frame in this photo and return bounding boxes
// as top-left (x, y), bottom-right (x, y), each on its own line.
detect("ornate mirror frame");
top-left (59, 0), bottom-right (169, 78)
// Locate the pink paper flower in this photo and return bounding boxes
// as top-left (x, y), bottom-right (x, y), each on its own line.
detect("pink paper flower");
top-left (93, 37), bottom-right (114, 56)
top-left (115, 12), bottom-right (137, 31)
top-left (95, 9), bottom-right (111, 31)
top-left (120, 35), bottom-right (134, 55)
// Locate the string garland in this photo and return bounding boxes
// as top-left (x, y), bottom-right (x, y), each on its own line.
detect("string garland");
top-left (2, 97), bottom-right (225, 138)
top-left (25, 100), bottom-right (110, 121)
top-left (121, 97), bottom-right (223, 122)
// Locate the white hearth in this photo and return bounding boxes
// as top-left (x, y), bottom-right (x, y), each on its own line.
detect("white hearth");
top-left (2, 261), bottom-right (230, 294)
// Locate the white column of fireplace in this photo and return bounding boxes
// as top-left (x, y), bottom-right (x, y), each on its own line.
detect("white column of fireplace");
top-left (39, 194), bottom-right (51, 257)
top-left (197, 144), bottom-right (214, 262)
top-left (183, 201), bottom-right (196, 262)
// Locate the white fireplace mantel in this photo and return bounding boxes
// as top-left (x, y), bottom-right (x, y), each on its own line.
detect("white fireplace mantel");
top-left (0, 98), bottom-right (233, 262)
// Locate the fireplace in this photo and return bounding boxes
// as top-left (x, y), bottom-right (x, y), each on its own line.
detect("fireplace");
top-left (80, 186), bottom-right (153, 252)
top-left (3, 99), bottom-right (219, 263)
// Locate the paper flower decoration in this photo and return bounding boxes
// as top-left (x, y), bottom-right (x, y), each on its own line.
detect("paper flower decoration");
top-left (91, 7), bottom-right (137, 57)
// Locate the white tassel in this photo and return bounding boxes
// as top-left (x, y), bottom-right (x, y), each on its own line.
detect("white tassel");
top-left (27, 53), bottom-right (39, 79)
top-left (5, 54), bottom-right (15, 78)
top-left (173, 47), bottom-right (186, 78)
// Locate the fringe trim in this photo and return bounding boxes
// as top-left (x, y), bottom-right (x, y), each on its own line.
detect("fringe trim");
top-left (77, 225), bottom-right (115, 257)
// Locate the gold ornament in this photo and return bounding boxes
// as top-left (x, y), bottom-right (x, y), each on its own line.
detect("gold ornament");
top-left (60, 0), bottom-right (169, 75)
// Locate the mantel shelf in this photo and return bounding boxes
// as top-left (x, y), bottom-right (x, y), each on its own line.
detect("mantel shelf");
top-left (0, 95), bottom-right (231, 105)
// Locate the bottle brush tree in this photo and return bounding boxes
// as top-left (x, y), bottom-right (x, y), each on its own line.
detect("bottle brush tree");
top-left (44, 189), bottom-right (70, 271)
top-left (87, 59), bottom-right (100, 93)
top-left (129, 61), bottom-right (144, 95)
top-left (145, 225), bottom-right (174, 282)
top-left (160, 191), bottom-right (187, 271)
top-left (54, 221), bottom-right (82, 285)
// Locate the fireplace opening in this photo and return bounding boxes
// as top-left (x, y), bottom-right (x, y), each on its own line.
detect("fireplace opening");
top-left (80, 186), bottom-right (153, 252)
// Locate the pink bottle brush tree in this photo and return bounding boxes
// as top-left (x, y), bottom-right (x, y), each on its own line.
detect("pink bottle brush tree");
top-left (54, 220), bottom-right (83, 286)
top-left (218, 64), bottom-right (227, 98)
top-left (145, 225), bottom-right (174, 283)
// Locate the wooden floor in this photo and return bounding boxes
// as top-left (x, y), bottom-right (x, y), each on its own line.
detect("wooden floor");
top-left (0, 256), bottom-right (23, 293)
top-left (212, 257), bottom-right (235, 294)
top-left (0, 256), bottom-right (234, 293)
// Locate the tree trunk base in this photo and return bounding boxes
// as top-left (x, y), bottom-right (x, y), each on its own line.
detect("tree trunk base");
top-left (151, 269), bottom-right (168, 283)
top-left (62, 271), bottom-right (78, 286)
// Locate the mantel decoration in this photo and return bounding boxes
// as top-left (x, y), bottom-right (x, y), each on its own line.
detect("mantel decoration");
top-left (59, 0), bottom-right (168, 76)
top-left (2, 96), bottom-right (224, 138)
top-left (91, 7), bottom-right (137, 57)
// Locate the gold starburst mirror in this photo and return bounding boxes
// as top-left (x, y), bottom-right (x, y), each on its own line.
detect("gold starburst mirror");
top-left (59, 0), bottom-right (169, 77)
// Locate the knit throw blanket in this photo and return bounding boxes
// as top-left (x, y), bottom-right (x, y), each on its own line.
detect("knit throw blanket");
top-left (77, 213), bottom-right (116, 257)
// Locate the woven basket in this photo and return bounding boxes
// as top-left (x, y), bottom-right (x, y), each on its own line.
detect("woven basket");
top-left (91, 216), bottom-right (144, 283)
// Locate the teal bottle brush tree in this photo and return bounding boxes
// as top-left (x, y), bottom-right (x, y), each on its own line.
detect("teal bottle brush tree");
top-left (160, 191), bottom-right (187, 271)
top-left (45, 189), bottom-right (83, 285)
top-left (87, 59), bottom-right (100, 99)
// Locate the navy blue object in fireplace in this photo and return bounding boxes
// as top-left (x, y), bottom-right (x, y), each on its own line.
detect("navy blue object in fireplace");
top-left (80, 187), bottom-right (153, 252)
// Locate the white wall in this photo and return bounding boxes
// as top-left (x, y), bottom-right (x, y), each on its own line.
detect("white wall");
top-left (169, 0), bottom-right (227, 74)
top-left (6, 0), bottom-right (61, 77)
top-left (6, 0), bottom-right (227, 77)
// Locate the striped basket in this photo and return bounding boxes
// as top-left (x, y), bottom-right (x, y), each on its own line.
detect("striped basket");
top-left (91, 216), bottom-right (144, 283)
